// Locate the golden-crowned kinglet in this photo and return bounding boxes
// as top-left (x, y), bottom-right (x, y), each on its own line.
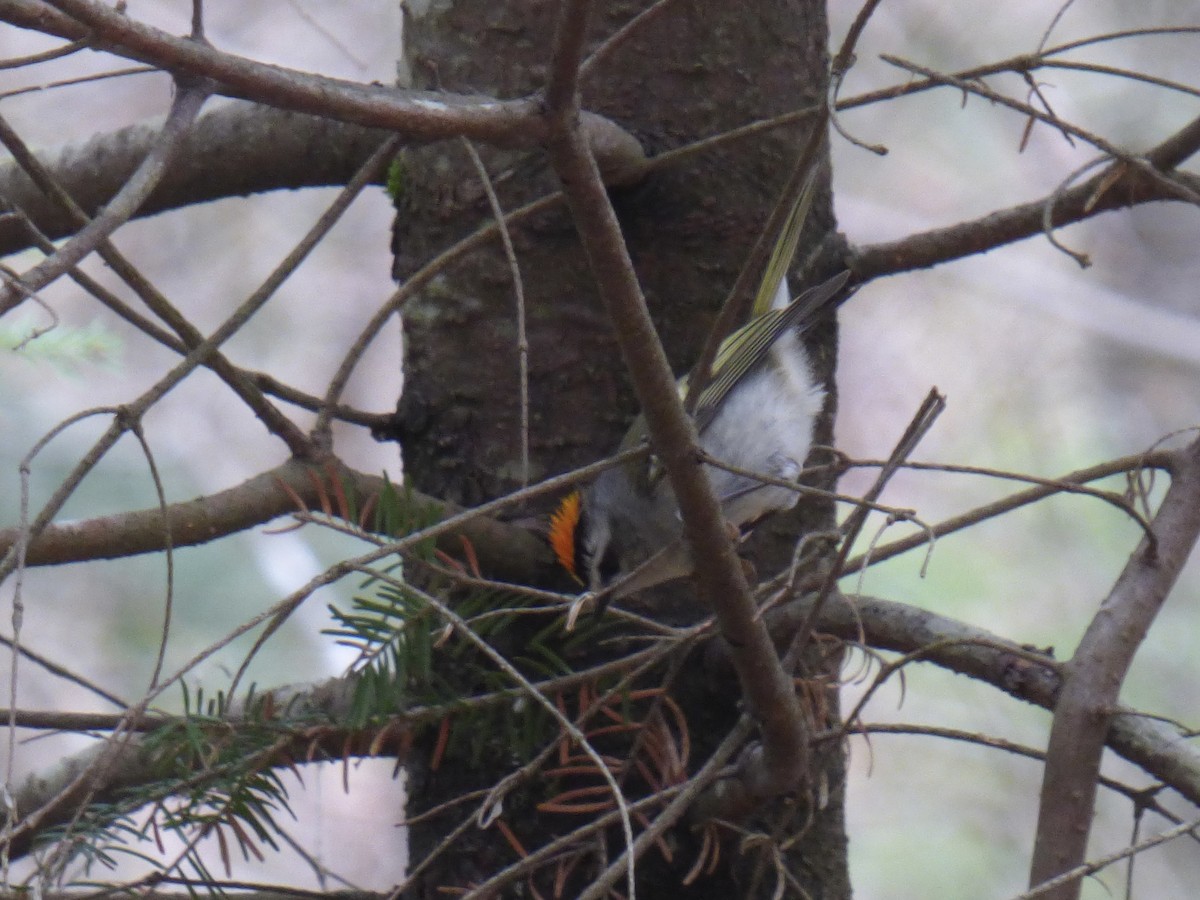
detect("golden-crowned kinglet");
top-left (549, 268), bottom-right (855, 600)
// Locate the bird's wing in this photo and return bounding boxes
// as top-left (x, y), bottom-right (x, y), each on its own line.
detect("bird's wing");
top-left (691, 269), bottom-right (854, 434)
top-left (750, 166), bottom-right (818, 320)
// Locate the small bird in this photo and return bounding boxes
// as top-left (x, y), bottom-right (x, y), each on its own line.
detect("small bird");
top-left (549, 268), bottom-right (855, 602)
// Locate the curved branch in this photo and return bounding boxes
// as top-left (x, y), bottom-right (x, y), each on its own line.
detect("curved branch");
top-left (4, 70), bottom-right (1195, 282)
top-left (1030, 435), bottom-right (1200, 897)
top-left (841, 450), bottom-right (1173, 574)
top-left (0, 458), bottom-right (551, 585)
top-left (9, 587), bottom-right (1200, 865)
top-left (2, 4), bottom-right (1195, 281)
top-left (0, 101), bottom-right (392, 257)
top-left (0, 82), bottom-right (209, 311)
top-left (763, 592), bottom-right (1200, 806)
top-left (852, 110), bottom-right (1200, 279)
top-left (11, 0), bottom-right (536, 138)
top-left (4, 642), bottom-right (668, 862)
top-left (0, 0), bottom-right (644, 182)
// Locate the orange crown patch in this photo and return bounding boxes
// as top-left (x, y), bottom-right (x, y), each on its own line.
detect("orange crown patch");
top-left (548, 490), bottom-right (584, 585)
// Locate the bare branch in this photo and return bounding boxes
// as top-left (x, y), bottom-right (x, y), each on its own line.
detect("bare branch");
top-left (840, 450), bottom-right (1171, 574)
top-left (574, 716), bottom-right (756, 900)
top-left (1029, 436), bottom-right (1200, 898)
top-left (5, 76), bottom-right (1195, 291)
top-left (9, 585), bottom-right (1200, 872)
top-left (0, 457), bottom-right (551, 585)
top-left (836, 723), bottom-right (1178, 818)
top-left (764, 592), bottom-right (1200, 806)
top-left (543, 3), bottom-right (810, 820)
top-left (0, 178), bottom-right (348, 564)
top-left (2, 14), bottom-right (1195, 288)
top-left (852, 105), bottom-right (1200, 278)
top-left (0, 0), bottom-right (644, 177)
top-left (1019, 813), bottom-right (1200, 900)
top-left (0, 82), bottom-right (209, 313)
top-left (5, 638), bottom-right (671, 864)
top-left (0, 101), bottom-right (392, 257)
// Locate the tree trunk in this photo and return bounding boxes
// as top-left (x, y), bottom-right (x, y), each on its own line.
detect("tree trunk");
top-left (386, 0), bottom-right (850, 896)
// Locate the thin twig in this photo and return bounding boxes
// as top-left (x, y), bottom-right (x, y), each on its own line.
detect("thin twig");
top-left (363, 569), bottom-right (636, 900)
top-left (698, 451), bottom-right (928, 530)
top-left (0, 64), bottom-right (155, 102)
top-left (1042, 58), bottom-right (1200, 100)
top-left (1040, 156), bottom-right (1108, 266)
top-left (827, 0), bottom-right (890, 156)
top-left (840, 450), bottom-right (1171, 575)
top-left (0, 86), bottom-right (314, 455)
top-left (578, 0), bottom-right (685, 80)
top-left (461, 137), bottom-right (531, 490)
top-left (0, 35), bottom-right (88, 69)
top-left (576, 716), bottom-right (756, 900)
top-left (296, 134), bottom-right (403, 436)
top-left (125, 421), bottom-right (174, 692)
top-left (5, 405), bottom-right (119, 877)
top-left (0, 634), bottom-right (127, 709)
top-left (880, 54), bottom-right (1200, 208)
top-left (787, 389), bottom-right (946, 657)
top-left (834, 722), bottom-right (1197, 838)
top-left (0, 83), bottom-right (210, 313)
top-left (1019, 813), bottom-right (1200, 900)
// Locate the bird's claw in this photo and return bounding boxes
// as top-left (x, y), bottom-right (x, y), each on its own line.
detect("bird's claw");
top-left (565, 591), bottom-right (596, 632)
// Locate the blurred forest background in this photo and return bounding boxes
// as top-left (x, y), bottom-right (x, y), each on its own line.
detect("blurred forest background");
top-left (1, 1), bottom-right (1198, 897)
